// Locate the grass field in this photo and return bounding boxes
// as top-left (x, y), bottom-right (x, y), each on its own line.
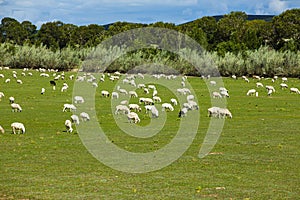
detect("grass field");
top-left (0, 69), bottom-right (300, 199)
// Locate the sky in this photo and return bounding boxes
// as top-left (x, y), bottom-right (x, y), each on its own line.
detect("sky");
top-left (0, 0), bottom-right (299, 28)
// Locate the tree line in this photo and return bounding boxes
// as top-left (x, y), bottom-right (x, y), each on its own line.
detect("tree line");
top-left (0, 9), bottom-right (299, 76)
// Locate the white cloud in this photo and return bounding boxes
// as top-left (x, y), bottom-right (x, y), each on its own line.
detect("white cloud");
top-left (268, 0), bottom-right (288, 13)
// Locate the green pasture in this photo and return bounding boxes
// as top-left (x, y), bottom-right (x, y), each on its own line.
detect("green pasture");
top-left (0, 69), bottom-right (299, 199)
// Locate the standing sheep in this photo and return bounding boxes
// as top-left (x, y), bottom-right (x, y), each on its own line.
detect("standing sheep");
top-left (65, 120), bottom-right (73, 133)
top-left (11, 122), bottom-right (25, 134)
top-left (80, 112), bottom-right (90, 121)
top-left (0, 125), bottom-right (4, 133)
top-left (11, 103), bottom-right (22, 112)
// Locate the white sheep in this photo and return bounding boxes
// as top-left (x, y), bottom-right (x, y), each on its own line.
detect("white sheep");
top-left (11, 103), bottom-right (22, 112)
top-left (137, 83), bottom-right (146, 88)
top-left (266, 85), bottom-right (275, 93)
top-left (282, 77), bottom-right (288, 82)
top-left (139, 97), bottom-right (154, 105)
top-left (220, 90), bottom-right (230, 98)
top-left (129, 91), bottom-right (138, 98)
top-left (5, 78), bottom-right (10, 83)
top-left (74, 96), bottom-right (85, 104)
top-left (63, 103), bottom-right (77, 112)
top-left (115, 105), bottom-right (130, 115)
top-left (9, 96), bottom-right (14, 103)
top-left (112, 92), bottom-right (119, 99)
top-left (170, 98), bottom-right (178, 106)
top-left (71, 114), bottom-right (80, 125)
top-left (280, 83), bottom-right (288, 89)
top-left (92, 82), bottom-right (98, 88)
top-left (212, 91), bottom-right (222, 98)
top-left (162, 103), bottom-right (174, 111)
top-left (178, 107), bottom-right (188, 117)
top-left (0, 125), bottom-right (4, 133)
top-left (210, 80), bottom-right (216, 86)
top-left (120, 100), bottom-right (128, 105)
top-left (40, 88), bottom-right (45, 95)
top-left (65, 119), bottom-right (73, 133)
top-left (0, 92), bottom-right (4, 100)
top-left (187, 94), bottom-right (194, 101)
top-left (144, 88), bottom-right (149, 94)
top-left (290, 87), bottom-right (300, 94)
top-left (11, 122), bottom-right (25, 134)
top-left (247, 89), bottom-right (256, 96)
top-left (127, 112), bottom-right (140, 123)
top-left (101, 90), bottom-right (110, 97)
top-left (61, 85), bottom-right (68, 92)
top-left (148, 85), bottom-right (156, 90)
top-left (153, 96), bottom-right (162, 103)
top-left (129, 104), bottom-right (142, 112)
top-left (208, 107), bottom-right (232, 119)
top-left (80, 112), bottom-right (90, 121)
top-left (150, 105), bottom-right (159, 118)
top-left (16, 79), bottom-right (23, 84)
top-left (256, 82), bottom-right (264, 88)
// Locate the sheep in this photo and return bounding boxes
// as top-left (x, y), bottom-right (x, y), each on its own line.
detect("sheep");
top-left (282, 77), bottom-right (288, 82)
top-left (247, 89), bottom-right (256, 96)
top-left (41, 88), bottom-right (45, 94)
top-left (65, 120), bottom-right (73, 133)
top-left (71, 114), bottom-right (80, 125)
top-left (112, 92), bottom-right (119, 99)
top-left (187, 100), bottom-right (199, 110)
top-left (170, 98), bottom-right (178, 106)
top-left (150, 105), bottom-right (159, 118)
top-left (152, 89), bottom-right (158, 97)
top-left (101, 90), bottom-right (110, 97)
top-left (162, 103), bottom-right (174, 111)
top-left (50, 80), bottom-right (56, 90)
top-left (63, 103), bottom-right (77, 112)
top-left (118, 88), bottom-right (128, 95)
top-left (256, 82), bottom-right (264, 88)
top-left (120, 100), bottom-right (128, 105)
top-left (129, 104), bottom-right (142, 112)
top-left (208, 106), bottom-right (221, 118)
top-left (280, 83), bottom-right (288, 89)
top-left (148, 85), bottom-right (156, 90)
top-left (267, 89), bottom-right (273, 96)
top-left (9, 96), bottom-right (14, 103)
top-left (144, 105), bottom-right (154, 113)
top-left (210, 80), bottom-right (216, 86)
top-left (178, 107), bottom-right (188, 117)
top-left (11, 122), bottom-right (25, 134)
top-left (115, 105), bottom-right (130, 115)
top-left (144, 88), bottom-right (149, 94)
top-left (0, 125), bottom-right (4, 134)
top-left (290, 87), bottom-right (300, 94)
top-left (212, 91), bottom-right (222, 98)
top-left (127, 112), bottom-right (140, 123)
top-left (5, 78), bottom-right (10, 83)
top-left (129, 91), bottom-right (138, 98)
top-left (0, 74), bottom-right (4, 78)
top-left (80, 112), bottom-right (90, 121)
top-left (220, 90), bottom-right (229, 98)
top-left (208, 107), bottom-right (232, 119)
top-left (137, 83), bottom-right (146, 88)
top-left (153, 96), bottom-right (162, 103)
top-left (187, 95), bottom-right (194, 101)
top-left (231, 75), bottom-right (237, 79)
top-left (266, 85), bottom-right (275, 93)
top-left (139, 97), bottom-right (154, 105)
top-left (0, 92), bottom-right (4, 100)
top-left (181, 81), bottom-right (185, 87)
top-left (61, 85), bottom-right (68, 92)
top-left (74, 96), bottom-right (85, 104)
top-left (11, 103), bottom-right (22, 112)
top-left (92, 82), bottom-right (98, 88)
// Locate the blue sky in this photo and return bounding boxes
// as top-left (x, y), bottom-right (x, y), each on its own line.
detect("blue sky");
top-left (0, 0), bottom-right (299, 27)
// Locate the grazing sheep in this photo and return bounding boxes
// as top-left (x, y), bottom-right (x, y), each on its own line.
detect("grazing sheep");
top-left (290, 87), bottom-right (300, 94)
top-left (139, 97), bottom-right (154, 105)
top-left (129, 104), bottom-right (142, 112)
top-left (220, 90), bottom-right (230, 98)
top-left (208, 106), bottom-right (221, 118)
top-left (0, 92), bottom-right (4, 101)
top-left (153, 96), bottom-right (162, 103)
top-left (280, 83), bottom-right (288, 89)
top-left (11, 103), bottom-right (22, 112)
top-left (11, 122), bottom-right (25, 134)
top-left (162, 103), bottom-right (174, 111)
top-left (247, 89), bottom-right (256, 96)
top-left (267, 89), bottom-right (273, 96)
top-left (144, 88), bottom-right (149, 94)
top-left (210, 80), bottom-right (216, 86)
top-left (120, 100), bottom-right (128, 105)
top-left (41, 88), bottom-right (45, 94)
top-left (208, 107), bottom-right (232, 119)
top-left (71, 114), bottom-right (80, 125)
top-left (101, 90), bottom-right (110, 97)
top-left (282, 77), bottom-right (288, 82)
top-left (187, 100), bottom-right (199, 110)
top-left (50, 80), bottom-right (56, 90)
top-left (231, 75), bottom-right (237, 79)
top-left (74, 96), bottom-right (85, 104)
top-left (65, 120), bottom-right (73, 133)
top-left (115, 105), bottom-right (130, 115)
top-left (144, 105), bottom-right (154, 113)
top-left (112, 92), bottom-right (119, 99)
top-left (152, 89), bottom-right (158, 97)
top-left (178, 107), bottom-right (188, 117)
top-left (80, 112), bottom-right (90, 121)
top-left (0, 125), bottom-right (4, 133)
top-left (187, 94), bottom-right (194, 101)
top-left (61, 85), bottom-right (68, 92)
top-left (5, 78), bottom-right (10, 83)
top-left (63, 104), bottom-right (77, 112)
top-left (118, 88), bottom-right (128, 95)
top-left (127, 112), bottom-right (140, 123)
top-left (16, 79), bottom-right (23, 84)
top-left (256, 82), bottom-right (264, 88)
top-left (92, 82), bottom-right (98, 87)
top-left (137, 83), bottom-right (146, 88)
top-left (266, 85), bottom-right (275, 93)
top-left (170, 98), bottom-right (178, 106)
top-left (148, 85), bottom-right (156, 90)
top-left (9, 96), bottom-right (14, 103)
top-left (129, 91), bottom-right (138, 98)
top-left (150, 105), bottom-right (159, 118)
top-left (181, 81), bottom-right (185, 87)
top-left (212, 91), bottom-right (222, 98)
top-left (0, 74), bottom-right (4, 78)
